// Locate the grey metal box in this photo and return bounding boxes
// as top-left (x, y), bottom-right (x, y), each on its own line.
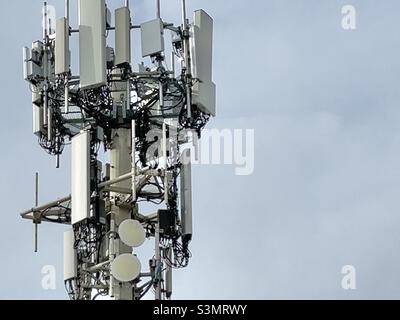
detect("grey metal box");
top-left (141, 18), bottom-right (164, 58)
top-left (25, 60), bottom-right (43, 81)
top-left (79, 0), bottom-right (107, 89)
top-left (23, 43), bottom-right (44, 81)
top-left (192, 80), bottom-right (216, 117)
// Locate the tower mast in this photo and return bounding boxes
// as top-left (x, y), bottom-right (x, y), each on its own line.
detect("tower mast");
top-left (21, 0), bottom-right (216, 300)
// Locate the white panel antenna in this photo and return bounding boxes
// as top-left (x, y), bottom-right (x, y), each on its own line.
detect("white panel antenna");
top-left (180, 149), bottom-right (193, 241)
top-left (71, 131), bottom-right (91, 225)
top-left (115, 7), bottom-right (131, 66)
top-left (191, 10), bottom-right (213, 83)
top-left (192, 81), bottom-right (216, 117)
top-left (141, 18), bottom-right (165, 57)
top-left (55, 18), bottom-right (70, 75)
top-left (190, 10), bottom-right (216, 116)
top-left (64, 229), bottom-right (77, 281)
top-left (79, 0), bottom-right (107, 89)
top-left (32, 104), bottom-right (44, 136)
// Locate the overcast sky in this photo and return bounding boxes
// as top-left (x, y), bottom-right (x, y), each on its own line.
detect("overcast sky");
top-left (2, 0), bottom-right (400, 299)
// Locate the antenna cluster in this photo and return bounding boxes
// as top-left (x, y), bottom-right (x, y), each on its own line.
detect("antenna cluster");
top-left (21, 0), bottom-right (216, 300)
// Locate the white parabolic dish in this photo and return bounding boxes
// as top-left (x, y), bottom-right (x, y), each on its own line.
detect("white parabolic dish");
top-left (118, 219), bottom-right (146, 248)
top-left (111, 254), bottom-right (141, 282)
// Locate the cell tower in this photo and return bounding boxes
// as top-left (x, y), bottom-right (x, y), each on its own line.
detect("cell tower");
top-left (21, 0), bottom-right (215, 300)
